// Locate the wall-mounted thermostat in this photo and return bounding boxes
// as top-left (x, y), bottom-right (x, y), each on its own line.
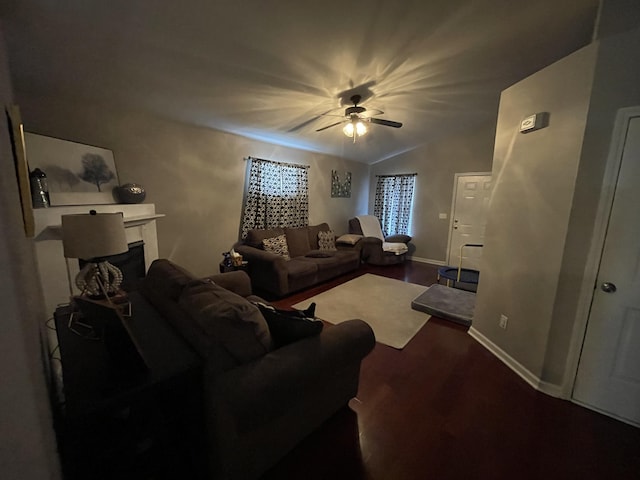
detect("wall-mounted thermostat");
top-left (520, 112), bottom-right (549, 133)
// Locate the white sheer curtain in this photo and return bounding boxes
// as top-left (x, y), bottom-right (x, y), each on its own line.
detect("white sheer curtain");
top-left (373, 173), bottom-right (416, 236)
top-left (240, 157), bottom-right (309, 238)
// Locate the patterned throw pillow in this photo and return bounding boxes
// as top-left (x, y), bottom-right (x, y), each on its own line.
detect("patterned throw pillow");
top-left (318, 230), bottom-right (337, 251)
top-left (263, 234), bottom-right (291, 260)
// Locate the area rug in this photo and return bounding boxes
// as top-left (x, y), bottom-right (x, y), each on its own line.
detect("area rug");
top-left (292, 274), bottom-right (430, 349)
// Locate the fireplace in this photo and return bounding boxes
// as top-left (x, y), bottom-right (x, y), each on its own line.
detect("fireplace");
top-left (78, 240), bottom-right (146, 293)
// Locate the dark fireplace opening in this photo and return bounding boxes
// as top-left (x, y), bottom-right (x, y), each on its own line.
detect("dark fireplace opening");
top-left (79, 241), bottom-right (146, 293)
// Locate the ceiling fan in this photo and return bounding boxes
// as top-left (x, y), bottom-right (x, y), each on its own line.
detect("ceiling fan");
top-left (316, 95), bottom-right (403, 142)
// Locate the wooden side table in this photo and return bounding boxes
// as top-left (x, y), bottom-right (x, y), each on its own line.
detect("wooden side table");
top-left (51, 292), bottom-right (206, 480)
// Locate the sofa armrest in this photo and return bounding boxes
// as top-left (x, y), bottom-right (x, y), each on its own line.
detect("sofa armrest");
top-left (361, 236), bottom-right (383, 245)
top-left (233, 244), bottom-right (289, 294)
top-left (385, 234), bottom-right (411, 243)
top-left (203, 270), bottom-right (253, 298)
top-left (211, 319), bottom-right (375, 425)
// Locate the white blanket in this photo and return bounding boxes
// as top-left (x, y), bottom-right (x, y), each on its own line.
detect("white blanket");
top-left (356, 215), bottom-right (408, 255)
top-left (383, 241), bottom-right (408, 255)
top-left (356, 215), bottom-right (384, 239)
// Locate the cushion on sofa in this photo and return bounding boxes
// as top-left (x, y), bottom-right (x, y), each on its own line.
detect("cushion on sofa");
top-left (305, 249), bottom-right (335, 258)
top-left (285, 258), bottom-right (318, 277)
top-left (143, 258), bottom-right (197, 301)
top-left (284, 226), bottom-right (312, 258)
top-left (318, 230), bottom-right (337, 251)
top-left (263, 234), bottom-right (291, 260)
top-left (336, 233), bottom-right (363, 245)
top-left (307, 223), bottom-right (331, 250)
top-left (245, 227), bottom-right (285, 248)
top-left (385, 233), bottom-right (412, 244)
top-left (179, 279), bottom-right (273, 365)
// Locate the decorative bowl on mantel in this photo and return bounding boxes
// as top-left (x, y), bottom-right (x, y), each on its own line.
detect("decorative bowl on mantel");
top-left (114, 183), bottom-right (146, 204)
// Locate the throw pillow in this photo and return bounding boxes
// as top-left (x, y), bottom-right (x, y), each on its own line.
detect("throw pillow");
top-left (385, 233), bottom-right (411, 244)
top-left (253, 302), bottom-right (323, 348)
top-left (336, 233), bottom-right (363, 245)
top-left (263, 234), bottom-right (291, 260)
top-left (318, 230), bottom-right (337, 251)
top-left (245, 227), bottom-right (284, 249)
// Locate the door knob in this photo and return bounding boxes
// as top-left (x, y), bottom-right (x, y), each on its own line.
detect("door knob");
top-left (601, 282), bottom-right (617, 293)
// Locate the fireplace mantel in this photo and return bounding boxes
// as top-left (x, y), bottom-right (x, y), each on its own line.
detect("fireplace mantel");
top-left (42, 213), bottom-right (165, 236)
top-left (33, 203), bottom-right (164, 315)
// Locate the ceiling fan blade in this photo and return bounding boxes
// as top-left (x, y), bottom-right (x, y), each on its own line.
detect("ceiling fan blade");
top-left (368, 117), bottom-right (403, 128)
top-left (360, 108), bottom-right (384, 117)
top-left (287, 116), bottom-right (323, 133)
top-left (287, 107), bottom-right (341, 132)
top-left (316, 120), bottom-right (346, 132)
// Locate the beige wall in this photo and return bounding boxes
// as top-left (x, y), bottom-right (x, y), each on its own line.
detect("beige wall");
top-left (472, 44), bottom-right (598, 380)
top-left (370, 127), bottom-right (495, 263)
top-left (15, 97), bottom-right (369, 277)
top-left (0, 27), bottom-right (61, 480)
top-left (545, 25), bottom-right (640, 386)
top-left (472, 19), bottom-right (640, 394)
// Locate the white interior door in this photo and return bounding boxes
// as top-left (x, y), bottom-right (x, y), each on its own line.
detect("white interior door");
top-left (447, 173), bottom-right (492, 270)
top-left (572, 115), bottom-right (640, 426)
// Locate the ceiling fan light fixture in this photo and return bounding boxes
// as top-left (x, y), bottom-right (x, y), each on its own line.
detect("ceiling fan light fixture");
top-left (343, 120), bottom-right (367, 139)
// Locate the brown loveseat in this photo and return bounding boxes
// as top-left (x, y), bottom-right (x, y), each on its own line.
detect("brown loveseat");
top-left (233, 223), bottom-right (361, 297)
top-left (138, 259), bottom-right (375, 480)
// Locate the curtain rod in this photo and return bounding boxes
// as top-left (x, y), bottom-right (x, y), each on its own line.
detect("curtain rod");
top-left (375, 173), bottom-right (417, 178)
top-left (244, 156), bottom-right (310, 169)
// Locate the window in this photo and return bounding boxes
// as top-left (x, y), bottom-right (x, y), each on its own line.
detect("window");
top-left (240, 157), bottom-right (309, 238)
top-left (373, 173), bottom-right (416, 236)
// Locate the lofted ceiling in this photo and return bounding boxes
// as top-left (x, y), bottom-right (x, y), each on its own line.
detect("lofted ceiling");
top-left (2, 0), bottom-right (599, 164)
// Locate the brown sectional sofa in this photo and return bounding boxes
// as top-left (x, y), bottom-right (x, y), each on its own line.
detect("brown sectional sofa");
top-left (233, 223), bottom-right (361, 297)
top-left (138, 259), bottom-right (375, 480)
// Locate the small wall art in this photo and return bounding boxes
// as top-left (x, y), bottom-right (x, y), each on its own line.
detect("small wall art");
top-left (331, 170), bottom-right (351, 198)
top-left (24, 132), bottom-right (119, 206)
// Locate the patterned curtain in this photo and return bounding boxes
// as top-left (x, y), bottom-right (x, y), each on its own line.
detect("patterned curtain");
top-left (240, 157), bottom-right (309, 238)
top-left (373, 174), bottom-right (417, 236)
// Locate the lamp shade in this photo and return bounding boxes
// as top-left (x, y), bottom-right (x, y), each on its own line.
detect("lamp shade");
top-left (62, 212), bottom-right (128, 260)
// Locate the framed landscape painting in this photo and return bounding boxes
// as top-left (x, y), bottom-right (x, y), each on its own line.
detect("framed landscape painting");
top-left (24, 132), bottom-right (119, 206)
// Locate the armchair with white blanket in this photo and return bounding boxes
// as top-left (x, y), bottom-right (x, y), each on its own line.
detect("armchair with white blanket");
top-left (348, 215), bottom-right (411, 265)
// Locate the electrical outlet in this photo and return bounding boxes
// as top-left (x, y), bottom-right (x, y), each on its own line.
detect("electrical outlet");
top-left (499, 314), bottom-right (508, 329)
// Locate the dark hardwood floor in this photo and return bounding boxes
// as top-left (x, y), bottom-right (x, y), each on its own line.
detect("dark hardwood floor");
top-left (263, 261), bottom-right (640, 480)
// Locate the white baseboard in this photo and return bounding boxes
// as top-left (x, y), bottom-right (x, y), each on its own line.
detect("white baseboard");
top-left (468, 327), bottom-right (565, 399)
top-left (408, 256), bottom-right (446, 266)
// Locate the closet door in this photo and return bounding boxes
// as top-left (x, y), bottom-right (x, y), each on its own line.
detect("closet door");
top-left (573, 114), bottom-right (640, 426)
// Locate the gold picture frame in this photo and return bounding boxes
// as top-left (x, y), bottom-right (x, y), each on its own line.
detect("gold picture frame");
top-left (6, 105), bottom-right (34, 237)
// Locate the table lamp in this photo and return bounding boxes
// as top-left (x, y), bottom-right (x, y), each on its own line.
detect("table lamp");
top-left (62, 210), bottom-right (128, 299)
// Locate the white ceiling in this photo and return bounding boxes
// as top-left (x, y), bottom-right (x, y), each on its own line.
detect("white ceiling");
top-left (3, 0), bottom-right (599, 163)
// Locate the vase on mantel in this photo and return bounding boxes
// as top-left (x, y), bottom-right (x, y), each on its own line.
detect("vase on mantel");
top-left (114, 183), bottom-right (146, 204)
